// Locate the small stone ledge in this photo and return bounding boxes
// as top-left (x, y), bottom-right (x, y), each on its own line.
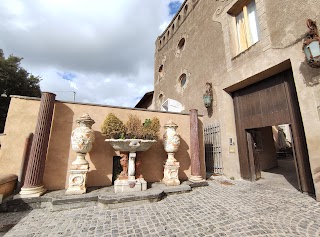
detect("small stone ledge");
top-left (98, 189), bottom-right (164, 204)
top-left (51, 194), bottom-right (98, 205)
top-left (0, 174), bottom-right (18, 185)
top-left (187, 181), bottom-right (209, 188)
top-left (0, 181), bottom-right (200, 212)
top-left (98, 189), bottom-right (165, 209)
top-left (151, 183), bottom-right (191, 194)
top-left (51, 200), bottom-right (97, 212)
top-left (0, 174), bottom-right (18, 202)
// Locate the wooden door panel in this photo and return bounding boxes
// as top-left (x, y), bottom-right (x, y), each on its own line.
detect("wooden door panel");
top-left (233, 69), bottom-right (314, 194)
top-left (246, 131), bottom-right (256, 181)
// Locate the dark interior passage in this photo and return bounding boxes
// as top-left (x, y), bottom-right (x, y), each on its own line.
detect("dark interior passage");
top-left (249, 125), bottom-right (299, 191)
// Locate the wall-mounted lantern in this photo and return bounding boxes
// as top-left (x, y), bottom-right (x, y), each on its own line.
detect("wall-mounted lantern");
top-left (203, 82), bottom-right (213, 108)
top-left (303, 19), bottom-right (320, 68)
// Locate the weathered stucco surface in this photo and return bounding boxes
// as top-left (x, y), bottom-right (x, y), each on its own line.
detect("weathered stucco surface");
top-left (154, 0), bottom-right (320, 200)
top-left (0, 97), bottom-right (205, 190)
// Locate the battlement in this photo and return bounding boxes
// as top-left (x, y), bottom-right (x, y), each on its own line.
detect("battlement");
top-left (156, 0), bottom-right (199, 50)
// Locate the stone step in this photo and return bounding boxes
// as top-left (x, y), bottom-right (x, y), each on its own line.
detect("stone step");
top-left (0, 182), bottom-right (205, 212)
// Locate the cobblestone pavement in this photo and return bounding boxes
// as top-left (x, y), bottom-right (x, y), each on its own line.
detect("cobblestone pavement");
top-left (1, 179), bottom-right (320, 237)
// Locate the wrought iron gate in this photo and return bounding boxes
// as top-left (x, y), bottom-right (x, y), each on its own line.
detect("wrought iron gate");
top-left (204, 123), bottom-right (222, 174)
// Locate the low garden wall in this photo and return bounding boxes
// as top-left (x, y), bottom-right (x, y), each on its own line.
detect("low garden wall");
top-left (0, 96), bottom-right (205, 190)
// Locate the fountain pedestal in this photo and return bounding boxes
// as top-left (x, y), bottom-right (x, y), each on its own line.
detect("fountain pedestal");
top-left (114, 178), bottom-right (147, 193)
top-left (105, 139), bottom-right (156, 193)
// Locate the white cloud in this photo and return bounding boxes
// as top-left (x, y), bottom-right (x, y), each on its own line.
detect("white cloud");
top-left (159, 21), bottom-right (170, 32)
top-left (0, 0), bottom-right (178, 107)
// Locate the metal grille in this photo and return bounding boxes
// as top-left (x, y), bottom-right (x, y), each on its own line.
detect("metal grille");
top-left (204, 123), bottom-right (222, 174)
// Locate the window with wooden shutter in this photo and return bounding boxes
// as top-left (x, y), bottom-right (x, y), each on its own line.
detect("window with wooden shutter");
top-left (235, 0), bottom-right (260, 52)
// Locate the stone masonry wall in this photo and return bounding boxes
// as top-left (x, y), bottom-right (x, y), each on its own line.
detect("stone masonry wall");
top-left (154, 0), bottom-right (320, 200)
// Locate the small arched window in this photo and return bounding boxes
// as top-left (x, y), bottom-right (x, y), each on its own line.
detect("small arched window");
top-left (179, 73), bottom-right (187, 88)
top-left (158, 65), bottom-right (164, 78)
top-left (184, 4), bottom-right (188, 14)
top-left (178, 38), bottom-right (186, 50)
top-left (158, 94), bottom-right (164, 104)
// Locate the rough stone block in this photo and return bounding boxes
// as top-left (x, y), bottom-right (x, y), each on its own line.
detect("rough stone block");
top-left (114, 179), bottom-right (144, 193)
top-left (0, 174), bottom-right (18, 199)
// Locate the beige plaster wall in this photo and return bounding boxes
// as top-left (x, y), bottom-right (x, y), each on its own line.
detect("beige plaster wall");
top-left (0, 98), bottom-right (40, 176)
top-left (0, 97), bottom-right (205, 190)
top-left (154, 0), bottom-right (320, 200)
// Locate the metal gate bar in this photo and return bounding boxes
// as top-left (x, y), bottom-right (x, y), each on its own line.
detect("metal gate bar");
top-left (204, 123), bottom-right (222, 174)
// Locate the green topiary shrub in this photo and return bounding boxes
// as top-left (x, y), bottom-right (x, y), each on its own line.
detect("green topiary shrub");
top-left (101, 113), bottom-right (161, 140)
top-left (101, 113), bottom-right (126, 139)
top-left (126, 114), bottom-right (143, 139)
top-left (142, 117), bottom-right (161, 140)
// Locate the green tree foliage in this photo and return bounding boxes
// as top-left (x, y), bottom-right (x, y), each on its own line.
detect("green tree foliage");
top-left (0, 49), bottom-right (41, 132)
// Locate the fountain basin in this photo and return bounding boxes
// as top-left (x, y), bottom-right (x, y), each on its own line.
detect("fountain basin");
top-left (105, 139), bottom-right (157, 153)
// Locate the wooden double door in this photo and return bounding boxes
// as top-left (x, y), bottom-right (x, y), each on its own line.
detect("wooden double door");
top-left (233, 69), bottom-right (315, 194)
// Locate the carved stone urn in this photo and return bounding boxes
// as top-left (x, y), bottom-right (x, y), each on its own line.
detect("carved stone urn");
top-left (71, 113), bottom-right (95, 165)
top-left (66, 113), bottom-right (95, 195)
top-left (163, 120), bottom-right (180, 162)
top-left (162, 120), bottom-right (181, 186)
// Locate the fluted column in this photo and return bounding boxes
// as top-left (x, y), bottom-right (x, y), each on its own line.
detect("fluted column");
top-left (20, 92), bottom-right (56, 197)
top-left (189, 109), bottom-right (205, 182)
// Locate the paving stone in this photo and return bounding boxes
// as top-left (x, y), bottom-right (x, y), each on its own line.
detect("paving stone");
top-left (1, 180), bottom-right (320, 236)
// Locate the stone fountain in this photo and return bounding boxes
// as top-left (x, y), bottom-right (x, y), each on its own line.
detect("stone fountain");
top-left (105, 139), bottom-right (156, 193)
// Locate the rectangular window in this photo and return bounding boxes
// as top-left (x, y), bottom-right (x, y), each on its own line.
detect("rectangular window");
top-left (235, 0), bottom-right (260, 52)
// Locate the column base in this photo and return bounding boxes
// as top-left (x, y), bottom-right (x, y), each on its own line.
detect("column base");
top-left (19, 185), bottom-right (46, 197)
top-left (189, 175), bottom-right (205, 183)
top-left (66, 164), bottom-right (89, 195)
top-left (163, 161), bottom-right (180, 186)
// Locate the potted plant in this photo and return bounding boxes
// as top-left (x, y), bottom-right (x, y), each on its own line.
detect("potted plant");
top-left (101, 113), bottom-right (160, 193)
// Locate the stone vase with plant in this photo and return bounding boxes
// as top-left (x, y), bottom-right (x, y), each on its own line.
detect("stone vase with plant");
top-left (102, 112), bottom-right (160, 193)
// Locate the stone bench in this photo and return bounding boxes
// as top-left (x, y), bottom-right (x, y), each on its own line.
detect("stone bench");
top-left (0, 174), bottom-right (18, 203)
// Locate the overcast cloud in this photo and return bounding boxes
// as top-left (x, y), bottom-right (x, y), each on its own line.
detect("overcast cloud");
top-left (0, 0), bottom-right (183, 106)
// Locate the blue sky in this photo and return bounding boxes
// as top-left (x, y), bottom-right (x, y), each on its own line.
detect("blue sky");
top-left (0, 0), bottom-right (184, 107)
top-left (169, 1), bottom-right (182, 15)
top-left (57, 72), bottom-right (77, 82)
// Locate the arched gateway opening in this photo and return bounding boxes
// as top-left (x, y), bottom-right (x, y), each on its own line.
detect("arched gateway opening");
top-left (233, 69), bottom-right (315, 195)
